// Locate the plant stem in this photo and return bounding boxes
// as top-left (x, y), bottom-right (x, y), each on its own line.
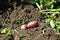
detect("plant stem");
top-left (40, 11), bottom-right (60, 14)
top-left (40, 9), bottom-right (60, 12)
top-left (36, 3), bottom-right (41, 10)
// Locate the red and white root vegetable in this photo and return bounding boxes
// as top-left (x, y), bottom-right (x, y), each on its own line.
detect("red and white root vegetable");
top-left (21, 21), bottom-right (38, 30)
top-left (27, 21), bottom-right (38, 28)
top-left (21, 24), bottom-right (27, 30)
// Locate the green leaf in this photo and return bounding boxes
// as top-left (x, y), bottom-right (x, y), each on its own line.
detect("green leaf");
top-left (45, 17), bottom-right (53, 23)
top-left (1, 28), bottom-right (13, 36)
top-left (57, 26), bottom-right (60, 31)
top-left (1, 28), bottom-right (8, 34)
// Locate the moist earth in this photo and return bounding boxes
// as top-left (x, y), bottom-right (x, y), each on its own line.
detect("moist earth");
top-left (0, 0), bottom-right (60, 40)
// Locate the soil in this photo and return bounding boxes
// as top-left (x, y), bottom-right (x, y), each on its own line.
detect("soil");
top-left (0, 0), bottom-right (60, 40)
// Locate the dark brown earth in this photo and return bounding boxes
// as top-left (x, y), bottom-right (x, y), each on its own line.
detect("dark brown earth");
top-left (0, 0), bottom-right (60, 40)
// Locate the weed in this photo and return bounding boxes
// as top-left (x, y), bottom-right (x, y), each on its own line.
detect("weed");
top-left (0, 18), bottom-right (7, 26)
top-left (0, 28), bottom-right (14, 36)
top-left (29, 0), bottom-right (60, 34)
top-left (19, 34), bottom-right (24, 40)
top-left (29, 0), bottom-right (56, 9)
